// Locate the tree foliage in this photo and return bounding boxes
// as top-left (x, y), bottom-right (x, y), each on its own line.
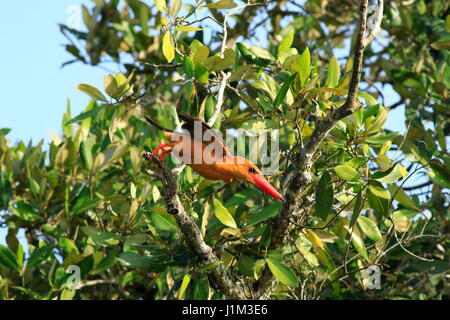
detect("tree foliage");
top-left (0, 0), bottom-right (448, 300)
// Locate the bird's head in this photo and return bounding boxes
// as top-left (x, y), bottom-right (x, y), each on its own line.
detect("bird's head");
top-left (229, 157), bottom-right (284, 201)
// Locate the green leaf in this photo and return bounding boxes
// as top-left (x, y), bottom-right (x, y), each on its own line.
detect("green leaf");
top-left (195, 62), bottom-right (209, 83)
top-left (29, 177), bottom-right (40, 195)
top-left (387, 185), bottom-right (420, 211)
top-left (104, 74), bottom-right (119, 99)
top-left (334, 165), bottom-right (361, 182)
top-left (266, 258), bottom-right (299, 287)
top-left (60, 289), bottom-right (76, 300)
top-left (373, 164), bottom-right (406, 183)
top-left (206, 0), bottom-right (237, 10)
top-left (349, 225), bottom-right (369, 261)
top-left (224, 188), bottom-right (260, 207)
top-left (427, 168), bottom-right (450, 189)
top-left (169, 0), bottom-right (182, 17)
top-left (430, 40), bottom-right (450, 50)
top-left (295, 47), bottom-right (310, 86)
top-left (274, 73), bottom-right (295, 108)
top-left (367, 189), bottom-right (389, 218)
top-left (27, 245), bottom-right (53, 269)
top-left (119, 252), bottom-right (152, 268)
top-left (176, 26), bottom-right (202, 32)
top-left (369, 181), bottom-right (390, 199)
top-left (76, 84), bottom-right (107, 102)
top-left (238, 255), bottom-right (257, 277)
top-left (295, 239), bottom-right (319, 267)
top-left (58, 238), bottom-right (79, 254)
top-left (95, 249), bottom-right (119, 273)
top-left (183, 56), bottom-right (195, 78)
top-left (249, 46), bottom-right (274, 62)
top-left (213, 198), bottom-right (237, 228)
top-left (62, 99), bottom-right (73, 137)
top-left (203, 49), bottom-right (236, 72)
top-left (358, 92), bottom-right (377, 106)
top-left (236, 42), bottom-right (254, 61)
top-left (350, 192), bottom-right (364, 228)
top-left (245, 202), bottom-right (281, 227)
top-left (80, 141), bottom-right (93, 171)
top-left (364, 132), bottom-right (399, 145)
top-left (179, 274), bottom-right (191, 299)
top-left (72, 189), bottom-right (101, 214)
top-left (81, 227), bottom-right (122, 247)
top-left (193, 279), bottom-right (208, 300)
top-left (10, 201), bottom-right (41, 222)
top-left (149, 211), bottom-right (178, 231)
top-left (326, 56), bottom-right (340, 88)
top-left (195, 261), bottom-right (223, 272)
top-left (0, 244), bottom-right (19, 271)
top-left (393, 209), bottom-right (418, 232)
top-left (357, 216), bottom-right (382, 242)
top-left (315, 171), bottom-right (333, 220)
top-left (154, 0), bottom-right (167, 13)
top-left (366, 105), bottom-right (388, 133)
top-left (162, 32), bottom-right (175, 63)
top-left (67, 104), bottom-right (105, 125)
top-left (278, 29), bottom-right (294, 56)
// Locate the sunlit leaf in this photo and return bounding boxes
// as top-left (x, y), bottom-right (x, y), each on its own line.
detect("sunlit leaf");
top-left (326, 56), bottom-right (340, 88)
top-left (334, 165), bottom-right (361, 182)
top-left (179, 274), bottom-right (191, 299)
top-left (162, 32), bottom-right (175, 63)
top-left (295, 47), bottom-right (310, 86)
top-left (278, 29), bottom-right (294, 56)
top-left (154, 0), bottom-right (167, 13)
top-left (266, 258), bottom-right (299, 287)
top-left (176, 26), bottom-right (202, 32)
top-left (207, 0), bottom-right (237, 10)
top-left (387, 185), bottom-right (420, 211)
top-left (169, 0), bottom-right (182, 17)
top-left (393, 209), bottom-right (417, 232)
top-left (373, 164), bottom-right (406, 184)
top-left (149, 211), bottom-right (178, 231)
top-left (357, 216), bottom-right (382, 242)
top-left (76, 84), bottom-right (107, 102)
top-left (213, 199), bottom-right (237, 228)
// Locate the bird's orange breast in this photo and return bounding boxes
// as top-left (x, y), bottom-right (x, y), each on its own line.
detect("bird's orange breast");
top-left (163, 132), bottom-right (234, 183)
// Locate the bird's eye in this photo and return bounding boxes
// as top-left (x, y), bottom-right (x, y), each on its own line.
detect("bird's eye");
top-left (249, 167), bottom-right (257, 173)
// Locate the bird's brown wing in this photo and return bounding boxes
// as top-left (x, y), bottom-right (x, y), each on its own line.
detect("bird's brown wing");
top-left (177, 112), bottom-right (232, 161)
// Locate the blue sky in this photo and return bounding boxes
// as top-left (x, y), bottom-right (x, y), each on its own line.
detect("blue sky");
top-left (0, 1), bottom-right (105, 145)
top-left (0, 1), bottom-right (105, 245)
top-left (0, 1), bottom-right (407, 246)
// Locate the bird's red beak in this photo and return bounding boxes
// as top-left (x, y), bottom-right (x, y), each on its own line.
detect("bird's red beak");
top-left (251, 174), bottom-right (285, 201)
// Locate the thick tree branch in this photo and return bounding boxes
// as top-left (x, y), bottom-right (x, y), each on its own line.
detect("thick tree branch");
top-left (142, 152), bottom-right (247, 300)
top-left (254, 0), bottom-right (371, 299)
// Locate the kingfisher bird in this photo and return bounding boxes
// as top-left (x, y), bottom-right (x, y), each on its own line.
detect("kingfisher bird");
top-left (145, 113), bottom-right (284, 201)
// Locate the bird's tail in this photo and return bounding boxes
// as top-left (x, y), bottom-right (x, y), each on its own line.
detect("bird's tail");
top-left (145, 116), bottom-right (173, 132)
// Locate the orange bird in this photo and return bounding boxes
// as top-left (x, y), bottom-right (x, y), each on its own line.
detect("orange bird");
top-left (145, 113), bottom-right (284, 201)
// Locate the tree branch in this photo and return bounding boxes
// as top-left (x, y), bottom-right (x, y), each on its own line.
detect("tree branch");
top-left (254, 0), bottom-right (371, 299)
top-left (207, 1), bottom-right (269, 127)
top-left (142, 152), bottom-right (247, 299)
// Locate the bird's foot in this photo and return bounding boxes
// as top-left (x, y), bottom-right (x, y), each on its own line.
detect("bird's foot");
top-left (159, 148), bottom-right (173, 161)
top-left (150, 142), bottom-right (172, 160)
